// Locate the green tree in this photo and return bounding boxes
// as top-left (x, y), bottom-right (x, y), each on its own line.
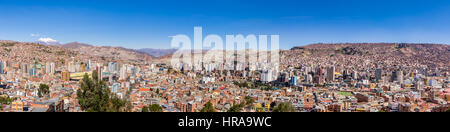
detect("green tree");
top-left (0, 96), bottom-right (12, 105)
top-left (227, 102), bottom-right (245, 112)
top-left (109, 94), bottom-right (126, 112)
top-left (272, 102), bottom-right (295, 112)
top-left (244, 96), bottom-right (255, 109)
top-left (76, 70), bottom-right (128, 112)
top-left (446, 109), bottom-right (450, 112)
top-left (244, 96), bottom-right (254, 105)
top-left (142, 104), bottom-right (163, 112)
top-left (38, 84), bottom-right (50, 98)
top-left (142, 106), bottom-right (149, 112)
top-left (200, 101), bottom-right (216, 112)
top-left (0, 96), bottom-right (12, 111)
top-left (149, 104), bottom-right (163, 112)
top-left (125, 100), bottom-right (133, 112)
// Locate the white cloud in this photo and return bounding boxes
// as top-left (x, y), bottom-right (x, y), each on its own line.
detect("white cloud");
top-left (38, 37), bottom-right (58, 43)
top-left (37, 37), bottom-right (60, 45)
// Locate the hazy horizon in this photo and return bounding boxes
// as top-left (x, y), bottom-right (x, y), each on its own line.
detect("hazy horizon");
top-left (1, 39), bottom-right (449, 51)
top-left (1, 0), bottom-right (450, 49)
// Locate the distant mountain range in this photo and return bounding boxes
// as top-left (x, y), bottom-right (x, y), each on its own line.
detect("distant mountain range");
top-left (60, 42), bottom-right (177, 58)
top-left (60, 42), bottom-right (92, 49)
top-left (3, 40), bottom-right (448, 67)
top-left (136, 48), bottom-right (177, 58)
top-left (0, 40), bottom-right (153, 64)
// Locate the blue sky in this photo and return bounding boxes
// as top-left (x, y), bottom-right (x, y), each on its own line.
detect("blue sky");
top-left (0, 0), bottom-right (449, 49)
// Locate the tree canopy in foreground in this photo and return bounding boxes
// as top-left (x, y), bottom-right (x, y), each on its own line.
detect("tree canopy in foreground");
top-left (76, 70), bottom-right (128, 112)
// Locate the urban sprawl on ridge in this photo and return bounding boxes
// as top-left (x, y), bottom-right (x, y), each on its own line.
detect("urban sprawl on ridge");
top-left (0, 41), bottom-right (449, 112)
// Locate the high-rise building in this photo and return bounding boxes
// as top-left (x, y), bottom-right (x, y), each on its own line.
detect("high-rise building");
top-left (96, 65), bottom-right (103, 80)
top-left (0, 62), bottom-right (3, 74)
top-left (390, 71), bottom-right (397, 82)
top-left (352, 70), bottom-right (358, 80)
top-left (45, 62), bottom-right (51, 74)
top-left (390, 69), bottom-right (403, 84)
top-left (420, 66), bottom-right (427, 76)
top-left (304, 74), bottom-right (312, 83)
top-left (108, 62), bottom-right (115, 73)
top-left (80, 64), bottom-right (86, 72)
top-left (21, 63), bottom-right (29, 76)
top-left (314, 67), bottom-right (322, 84)
top-left (397, 70), bottom-right (403, 84)
top-left (50, 62), bottom-right (55, 74)
top-left (375, 68), bottom-right (382, 82)
top-left (261, 70), bottom-right (273, 82)
top-left (435, 68), bottom-right (441, 77)
top-left (111, 83), bottom-right (120, 94)
top-left (86, 60), bottom-right (91, 70)
top-left (429, 79), bottom-right (437, 87)
top-left (114, 63), bottom-right (120, 73)
top-left (62, 70), bottom-right (70, 81)
top-left (326, 66), bottom-right (335, 82)
top-left (45, 62), bottom-right (55, 74)
top-left (68, 61), bottom-right (75, 73)
top-left (342, 69), bottom-right (349, 80)
top-left (120, 65), bottom-right (127, 80)
top-left (279, 72), bottom-right (288, 82)
top-left (29, 68), bottom-right (36, 76)
top-left (74, 62), bottom-right (80, 72)
top-left (290, 76), bottom-right (298, 86)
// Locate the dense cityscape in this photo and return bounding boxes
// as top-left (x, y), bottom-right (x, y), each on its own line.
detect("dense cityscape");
top-left (0, 41), bottom-right (448, 112)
